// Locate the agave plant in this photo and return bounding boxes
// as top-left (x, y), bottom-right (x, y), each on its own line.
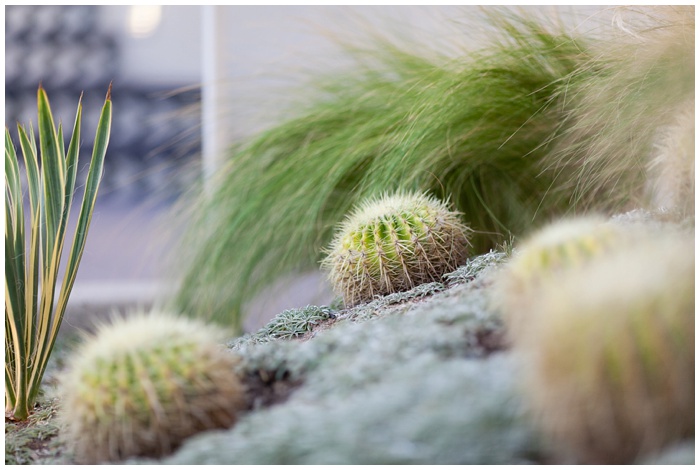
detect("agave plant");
top-left (5, 86), bottom-right (112, 421)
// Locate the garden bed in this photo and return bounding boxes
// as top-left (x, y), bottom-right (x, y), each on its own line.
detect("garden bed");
top-left (6, 248), bottom-right (693, 465)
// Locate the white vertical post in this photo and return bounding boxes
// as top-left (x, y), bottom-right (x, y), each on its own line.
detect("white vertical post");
top-left (201, 6), bottom-right (223, 186)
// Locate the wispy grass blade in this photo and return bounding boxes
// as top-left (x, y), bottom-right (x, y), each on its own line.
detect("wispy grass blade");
top-left (545, 6), bottom-right (695, 213)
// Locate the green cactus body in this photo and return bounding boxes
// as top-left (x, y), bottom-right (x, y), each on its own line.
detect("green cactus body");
top-left (59, 312), bottom-right (247, 464)
top-left (323, 192), bottom-right (471, 307)
top-left (520, 232), bottom-right (694, 464)
top-left (495, 216), bottom-right (630, 335)
top-left (506, 216), bottom-right (620, 282)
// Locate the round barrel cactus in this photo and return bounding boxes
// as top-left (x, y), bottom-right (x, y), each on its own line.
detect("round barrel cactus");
top-left (520, 232), bottom-right (694, 463)
top-left (322, 192), bottom-right (471, 306)
top-left (59, 312), bottom-right (247, 464)
top-left (494, 216), bottom-right (629, 335)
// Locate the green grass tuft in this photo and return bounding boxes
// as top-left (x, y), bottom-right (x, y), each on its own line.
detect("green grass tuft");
top-left (174, 13), bottom-right (595, 329)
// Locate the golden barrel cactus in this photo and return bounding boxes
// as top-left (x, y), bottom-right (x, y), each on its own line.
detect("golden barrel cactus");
top-left (322, 192), bottom-right (471, 306)
top-left (519, 232), bottom-right (694, 463)
top-left (59, 312), bottom-right (247, 463)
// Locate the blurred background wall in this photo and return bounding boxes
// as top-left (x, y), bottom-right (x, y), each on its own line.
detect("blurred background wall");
top-left (6, 6), bottom-right (201, 206)
top-left (4, 5), bottom-right (606, 331)
top-left (5, 5), bottom-right (204, 329)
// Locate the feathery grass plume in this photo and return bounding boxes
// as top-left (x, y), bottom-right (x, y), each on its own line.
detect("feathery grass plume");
top-left (493, 216), bottom-right (633, 336)
top-left (545, 6), bottom-right (695, 215)
top-left (519, 231), bottom-right (694, 464)
top-left (174, 11), bottom-right (595, 329)
top-left (647, 98), bottom-right (695, 219)
top-left (322, 192), bottom-right (471, 307)
top-left (59, 311), bottom-right (246, 464)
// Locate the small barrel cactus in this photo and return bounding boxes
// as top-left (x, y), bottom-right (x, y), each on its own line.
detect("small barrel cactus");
top-left (59, 311), bottom-right (247, 464)
top-left (322, 192), bottom-right (471, 307)
top-left (519, 232), bottom-right (694, 463)
top-left (493, 216), bottom-right (630, 335)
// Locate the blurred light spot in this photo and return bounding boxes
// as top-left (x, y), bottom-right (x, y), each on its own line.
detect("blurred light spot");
top-left (129, 6), bottom-right (162, 38)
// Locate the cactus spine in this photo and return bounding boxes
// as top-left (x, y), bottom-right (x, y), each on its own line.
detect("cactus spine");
top-left (59, 312), bottom-right (247, 464)
top-left (322, 192), bottom-right (471, 306)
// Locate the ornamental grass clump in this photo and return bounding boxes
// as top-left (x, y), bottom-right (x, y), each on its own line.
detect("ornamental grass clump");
top-left (5, 86), bottom-right (112, 421)
top-left (546, 6), bottom-right (694, 215)
top-left (59, 312), bottom-right (247, 464)
top-left (173, 11), bottom-right (594, 329)
top-left (322, 192), bottom-right (471, 307)
top-left (647, 98), bottom-right (695, 219)
top-left (518, 232), bottom-right (694, 464)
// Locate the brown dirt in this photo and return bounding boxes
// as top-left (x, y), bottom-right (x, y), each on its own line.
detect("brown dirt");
top-left (476, 328), bottom-right (509, 354)
top-left (242, 370), bottom-right (304, 410)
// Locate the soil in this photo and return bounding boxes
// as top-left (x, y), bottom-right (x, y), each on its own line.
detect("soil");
top-left (243, 370), bottom-right (304, 410)
top-left (475, 328), bottom-right (508, 354)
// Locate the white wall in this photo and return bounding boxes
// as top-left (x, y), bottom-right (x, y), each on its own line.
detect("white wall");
top-left (217, 6), bottom-right (615, 144)
top-left (99, 6), bottom-right (609, 141)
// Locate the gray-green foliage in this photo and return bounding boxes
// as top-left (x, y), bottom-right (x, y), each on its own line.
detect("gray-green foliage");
top-left (230, 249), bottom-right (507, 371)
top-left (343, 281), bottom-right (445, 322)
top-left (295, 285), bottom-right (503, 401)
top-left (235, 277), bottom-right (501, 388)
top-left (160, 354), bottom-right (537, 465)
top-left (4, 397), bottom-right (64, 465)
top-left (173, 11), bottom-right (594, 329)
top-left (151, 257), bottom-right (538, 465)
top-left (443, 249), bottom-right (508, 286)
top-left (232, 249), bottom-right (505, 353)
top-left (240, 305), bottom-right (335, 344)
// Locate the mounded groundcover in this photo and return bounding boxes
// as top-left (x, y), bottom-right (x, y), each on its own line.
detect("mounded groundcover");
top-left (136, 245), bottom-right (694, 465)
